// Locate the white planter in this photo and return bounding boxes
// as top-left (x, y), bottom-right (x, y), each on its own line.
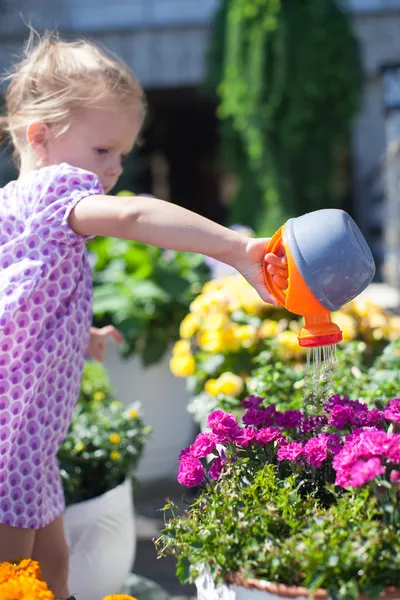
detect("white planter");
top-left (196, 569), bottom-right (310, 600)
top-left (64, 478), bottom-right (136, 600)
top-left (104, 343), bottom-right (196, 482)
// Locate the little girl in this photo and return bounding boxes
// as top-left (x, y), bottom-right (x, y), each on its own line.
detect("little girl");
top-left (0, 32), bottom-right (286, 597)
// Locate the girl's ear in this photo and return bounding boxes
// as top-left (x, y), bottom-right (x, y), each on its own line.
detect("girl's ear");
top-left (26, 122), bottom-right (50, 163)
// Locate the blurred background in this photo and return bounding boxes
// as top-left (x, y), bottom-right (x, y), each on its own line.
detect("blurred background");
top-left (1, 0), bottom-right (400, 285)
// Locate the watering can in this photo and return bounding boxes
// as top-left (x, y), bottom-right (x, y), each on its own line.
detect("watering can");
top-left (264, 209), bottom-right (376, 348)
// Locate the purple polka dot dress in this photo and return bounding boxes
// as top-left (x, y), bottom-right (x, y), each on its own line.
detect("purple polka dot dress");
top-left (0, 163), bottom-right (103, 529)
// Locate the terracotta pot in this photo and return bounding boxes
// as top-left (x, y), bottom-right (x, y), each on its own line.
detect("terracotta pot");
top-left (196, 568), bottom-right (400, 600)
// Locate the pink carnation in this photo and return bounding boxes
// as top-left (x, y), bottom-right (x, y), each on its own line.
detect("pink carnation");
top-left (276, 410), bottom-right (303, 429)
top-left (209, 457), bottom-right (226, 481)
top-left (190, 433), bottom-right (217, 459)
top-left (328, 404), bottom-right (356, 429)
top-left (384, 399), bottom-right (400, 425)
top-left (242, 408), bottom-right (267, 427)
top-left (207, 410), bottom-right (241, 443)
top-left (256, 426), bottom-right (282, 445)
top-left (277, 442), bottom-right (304, 462)
top-left (242, 395), bottom-right (263, 409)
top-left (235, 427), bottom-right (258, 447)
top-left (177, 457), bottom-right (205, 487)
top-left (303, 435), bottom-right (329, 468)
top-left (348, 457), bottom-right (385, 487)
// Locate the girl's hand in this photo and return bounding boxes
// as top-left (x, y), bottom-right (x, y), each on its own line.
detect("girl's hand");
top-left (87, 326), bottom-right (123, 362)
top-left (232, 237), bottom-right (288, 305)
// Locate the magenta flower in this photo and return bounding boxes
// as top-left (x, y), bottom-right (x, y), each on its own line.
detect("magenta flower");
top-left (328, 404), bottom-right (356, 429)
top-left (356, 408), bottom-right (384, 428)
top-left (242, 395), bottom-right (263, 409)
top-left (277, 441), bottom-right (304, 462)
top-left (256, 426), bottom-right (282, 445)
top-left (242, 408), bottom-right (267, 427)
top-left (276, 410), bottom-right (303, 429)
top-left (384, 399), bottom-right (400, 425)
top-left (179, 447), bottom-right (192, 461)
top-left (209, 457), bottom-right (226, 481)
top-left (177, 457), bottom-right (205, 487)
top-left (207, 410), bottom-right (241, 443)
top-left (390, 470), bottom-right (400, 483)
top-left (348, 458), bottom-right (385, 487)
top-left (303, 435), bottom-right (329, 468)
top-left (299, 415), bottom-right (328, 434)
top-left (190, 433), bottom-right (217, 459)
top-left (237, 427), bottom-right (258, 447)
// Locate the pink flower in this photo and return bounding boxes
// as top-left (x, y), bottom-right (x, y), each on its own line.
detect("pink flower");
top-left (256, 426), bottom-right (282, 445)
top-left (179, 447), bottom-right (192, 461)
top-left (299, 415), bottom-right (328, 434)
top-left (190, 433), bottom-right (217, 459)
top-left (237, 427), bottom-right (257, 447)
top-left (390, 470), bottom-right (400, 483)
top-left (209, 457), bottom-right (226, 481)
top-left (242, 408), bottom-right (267, 427)
top-left (348, 457), bottom-right (385, 487)
top-left (384, 399), bottom-right (400, 425)
top-left (303, 435), bottom-right (329, 468)
top-left (276, 410), bottom-right (303, 429)
top-left (242, 395), bottom-right (263, 409)
top-left (177, 457), bottom-right (205, 487)
top-left (355, 408), bottom-right (384, 428)
top-left (328, 404), bottom-right (356, 429)
top-left (207, 410), bottom-right (241, 443)
top-left (277, 442), bottom-right (304, 462)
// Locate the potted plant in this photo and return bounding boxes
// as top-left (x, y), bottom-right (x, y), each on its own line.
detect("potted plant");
top-left (88, 220), bottom-right (210, 481)
top-left (59, 361), bottom-right (150, 600)
top-left (169, 274), bottom-right (400, 428)
top-left (156, 381), bottom-right (400, 599)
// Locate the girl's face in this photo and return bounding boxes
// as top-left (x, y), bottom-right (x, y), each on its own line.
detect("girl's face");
top-left (40, 103), bottom-right (142, 193)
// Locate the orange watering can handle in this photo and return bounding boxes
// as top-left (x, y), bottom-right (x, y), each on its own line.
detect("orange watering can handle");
top-left (263, 227), bottom-right (287, 307)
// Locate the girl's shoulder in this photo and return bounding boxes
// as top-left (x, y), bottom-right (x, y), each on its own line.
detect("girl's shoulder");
top-left (22, 163), bottom-right (102, 196)
top-left (22, 163), bottom-right (104, 245)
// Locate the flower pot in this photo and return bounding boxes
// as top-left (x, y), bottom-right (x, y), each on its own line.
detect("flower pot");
top-left (105, 343), bottom-right (196, 482)
top-left (196, 568), bottom-right (400, 600)
top-left (64, 478), bottom-right (136, 600)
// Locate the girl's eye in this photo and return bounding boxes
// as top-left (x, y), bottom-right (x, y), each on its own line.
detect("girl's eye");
top-left (95, 148), bottom-right (109, 155)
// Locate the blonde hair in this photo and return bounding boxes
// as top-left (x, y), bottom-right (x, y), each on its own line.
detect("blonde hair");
top-left (0, 30), bottom-right (146, 156)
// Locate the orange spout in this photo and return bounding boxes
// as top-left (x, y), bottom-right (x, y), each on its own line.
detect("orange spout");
top-left (264, 227), bottom-right (343, 348)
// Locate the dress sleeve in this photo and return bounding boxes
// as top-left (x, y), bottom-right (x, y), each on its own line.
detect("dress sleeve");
top-left (29, 163), bottom-right (104, 245)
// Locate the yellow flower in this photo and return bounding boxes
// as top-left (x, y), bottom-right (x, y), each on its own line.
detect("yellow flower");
top-left (276, 330), bottom-right (304, 358)
top-left (109, 433), bottom-right (121, 445)
top-left (259, 319), bottom-right (281, 339)
top-left (169, 354), bottom-right (196, 377)
top-left (94, 391), bottom-right (105, 401)
top-left (198, 330), bottom-right (227, 352)
top-left (332, 312), bottom-right (357, 341)
top-left (179, 313), bottom-right (200, 339)
top-left (233, 324), bottom-right (258, 348)
top-left (128, 409), bottom-right (139, 419)
top-left (172, 340), bottom-right (191, 356)
top-left (102, 595), bottom-right (137, 600)
top-left (74, 442), bottom-right (85, 453)
top-left (110, 450), bottom-right (121, 461)
top-left (202, 311), bottom-right (229, 331)
top-left (205, 372), bottom-right (244, 397)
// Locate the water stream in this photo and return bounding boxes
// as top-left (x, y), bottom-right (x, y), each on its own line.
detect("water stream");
top-left (303, 344), bottom-right (337, 415)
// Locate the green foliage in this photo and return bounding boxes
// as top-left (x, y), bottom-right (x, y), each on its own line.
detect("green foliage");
top-left (89, 237), bottom-right (210, 365)
top-left (157, 463), bottom-right (400, 598)
top-left (59, 362), bottom-right (150, 504)
top-left (206, 0), bottom-right (363, 233)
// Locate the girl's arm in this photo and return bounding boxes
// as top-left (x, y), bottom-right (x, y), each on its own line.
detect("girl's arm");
top-left (69, 194), bottom-right (286, 303)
